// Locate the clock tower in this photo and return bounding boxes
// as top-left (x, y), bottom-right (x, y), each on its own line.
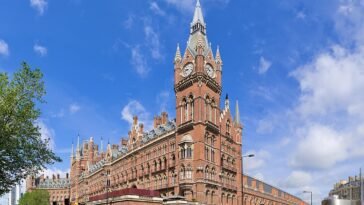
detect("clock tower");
top-left (174, 0), bottom-right (243, 204)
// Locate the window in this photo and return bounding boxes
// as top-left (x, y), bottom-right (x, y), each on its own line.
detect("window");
top-left (205, 146), bottom-right (209, 160)
top-left (187, 146), bottom-right (192, 158)
top-left (189, 95), bottom-right (194, 120)
top-left (226, 120), bottom-right (230, 135)
top-left (184, 99), bottom-right (188, 121)
top-left (211, 149), bottom-right (215, 162)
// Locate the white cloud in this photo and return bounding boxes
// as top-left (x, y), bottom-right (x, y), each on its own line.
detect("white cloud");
top-left (150, 2), bottom-right (166, 16)
top-left (51, 109), bottom-right (65, 118)
top-left (256, 119), bottom-right (274, 134)
top-left (164, 0), bottom-right (230, 13)
top-left (123, 15), bottom-right (134, 30)
top-left (33, 43), bottom-right (47, 56)
top-left (121, 100), bottom-right (152, 130)
top-left (156, 90), bottom-right (171, 112)
top-left (130, 46), bottom-right (150, 77)
top-left (69, 103), bottom-right (81, 114)
top-left (282, 171), bottom-right (312, 188)
top-left (296, 11), bottom-right (306, 19)
top-left (144, 25), bottom-right (163, 60)
top-left (36, 121), bottom-right (55, 150)
top-left (30, 0), bottom-right (47, 15)
top-left (291, 125), bottom-right (348, 169)
top-left (0, 39), bottom-right (9, 56)
top-left (258, 56), bottom-right (272, 74)
top-left (244, 150), bottom-right (270, 171)
top-left (291, 45), bottom-right (364, 118)
top-left (164, 0), bottom-right (195, 12)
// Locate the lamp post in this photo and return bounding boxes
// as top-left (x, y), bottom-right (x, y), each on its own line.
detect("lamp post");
top-left (242, 154), bottom-right (255, 205)
top-left (303, 190), bottom-right (312, 205)
top-left (100, 172), bottom-right (109, 205)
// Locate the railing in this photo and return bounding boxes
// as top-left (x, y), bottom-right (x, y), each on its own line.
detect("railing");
top-left (222, 163), bottom-right (237, 172)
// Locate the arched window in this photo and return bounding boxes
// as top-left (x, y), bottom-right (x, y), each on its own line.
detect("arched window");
top-left (226, 120), bottom-right (230, 135)
top-left (205, 166), bottom-right (209, 179)
top-left (186, 165), bottom-right (192, 179)
top-left (180, 165), bottom-right (185, 180)
top-left (205, 96), bottom-right (210, 121)
top-left (205, 146), bottom-right (209, 160)
top-left (186, 146), bottom-right (192, 158)
top-left (211, 149), bottom-right (215, 162)
top-left (212, 99), bottom-right (216, 123)
top-left (184, 99), bottom-right (188, 121)
top-left (189, 95), bottom-right (194, 120)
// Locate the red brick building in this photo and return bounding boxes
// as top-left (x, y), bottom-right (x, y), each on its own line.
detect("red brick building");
top-left (27, 1), bottom-right (308, 205)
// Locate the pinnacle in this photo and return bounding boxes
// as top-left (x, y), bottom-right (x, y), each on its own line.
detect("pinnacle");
top-left (174, 43), bottom-right (181, 63)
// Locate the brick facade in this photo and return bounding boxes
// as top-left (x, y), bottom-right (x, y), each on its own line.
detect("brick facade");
top-left (26, 1), bottom-right (307, 205)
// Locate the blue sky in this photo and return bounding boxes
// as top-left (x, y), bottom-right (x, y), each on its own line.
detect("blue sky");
top-left (1, 0), bottom-right (364, 204)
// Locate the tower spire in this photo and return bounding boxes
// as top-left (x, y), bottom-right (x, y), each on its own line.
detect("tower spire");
top-left (192, 0), bottom-right (205, 27)
top-left (235, 100), bottom-right (241, 125)
top-left (71, 142), bottom-right (74, 158)
top-left (174, 43), bottom-right (181, 63)
top-left (76, 134), bottom-right (81, 159)
top-left (187, 0), bottom-right (209, 56)
top-left (216, 46), bottom-right (222, 66)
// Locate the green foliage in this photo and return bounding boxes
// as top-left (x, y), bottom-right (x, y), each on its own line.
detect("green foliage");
top-left (19, 190), bottom-right (50, 205)
top-left (0, 62), bottom-right (61, 195)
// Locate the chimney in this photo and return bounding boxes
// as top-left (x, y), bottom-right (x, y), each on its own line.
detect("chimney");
top-left (154, 116), bottom-right (162, 128)
top-left (133, 116), bottom-right (138, 125)
top-left (57, 174), bottom-right (60, 179)
top-left (66, 173), bottom-right (69, 179)
top-left (52, 174), bottom-right (55, 181)
top-left (139, 123), bottom-right (144, 133)
top-left (121, 139), bottom-right (128, 146)
top-left (161, 112), bottom-right (168, 124)
top-left (112, 144), bottom-right (119, 150)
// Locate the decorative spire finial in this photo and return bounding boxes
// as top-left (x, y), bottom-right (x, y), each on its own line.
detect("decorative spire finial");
top-left (216, 46), bottom-right (222, 65)
top-left (76, 134), bottom-right (81, 159)
top-left (225, 94), bottom-right (230, 110)
top-left (192, 0), bottom-right (205, 27)
top-left (174, 43), bottom-right (181, 63)
top-left (71, 141), bottom-right (74, 158)
top-left (235, 100), bottom-right (241, 125)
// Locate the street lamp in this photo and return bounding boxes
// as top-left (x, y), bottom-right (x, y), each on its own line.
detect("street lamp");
top-left (100, 172), bottom-right (109, 205)
top-left (242, 154), bottom-right (255, 205)
top-left (303, 190), bottom-right (312, 205)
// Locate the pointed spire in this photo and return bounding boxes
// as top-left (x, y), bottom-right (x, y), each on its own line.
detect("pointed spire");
top-left (174, 43), bottom-right (181, 63)
top-left (76, 134), bottom-right (81, 159)
top-left (235, 100), bottom-right (241, 125)
top-left (76, 134), bottom-right (80, 152)
top-left (71, 141), bottom-right (74, 158)
top-left (192, 0), bottom-right (205, 26)
top-left (216, 46), bottom-right (222, 64)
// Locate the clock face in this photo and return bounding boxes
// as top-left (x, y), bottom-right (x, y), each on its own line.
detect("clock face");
top-left (205, 64), bottom-right (215, 78)
top-left (182, 63), bottom-right (193, 77)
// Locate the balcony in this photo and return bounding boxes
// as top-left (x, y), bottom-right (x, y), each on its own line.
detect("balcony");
top-left (177, 120), bottom-right (193, 133)
top-left (206, 121), bottom-right (219, 134)
top-left (222, 183), bottom-right (237, 191)
top-left (222, 163), bottom-right (237, 173)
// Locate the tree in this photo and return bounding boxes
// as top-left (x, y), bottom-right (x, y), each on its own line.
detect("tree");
top-left (0, 62), bottom-right (61, 195)
top-left (19, 189), bottom-right (50, 205)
